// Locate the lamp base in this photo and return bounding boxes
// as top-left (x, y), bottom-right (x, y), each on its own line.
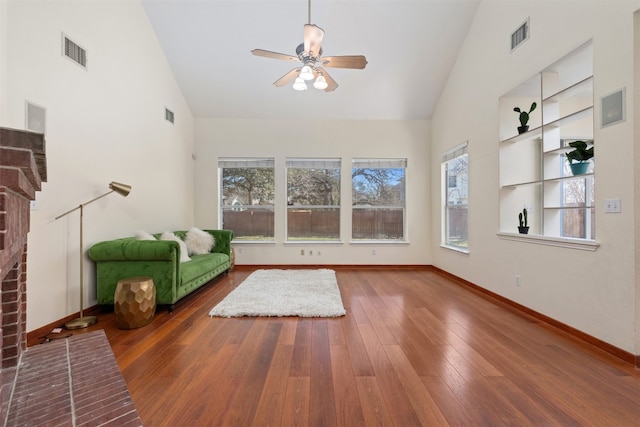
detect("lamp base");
top-left (64, 316), bottom-right (97, 330)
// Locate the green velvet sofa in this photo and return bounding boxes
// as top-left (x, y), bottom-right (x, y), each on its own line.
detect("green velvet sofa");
top-left (88, 229), bottom-right (233, 311)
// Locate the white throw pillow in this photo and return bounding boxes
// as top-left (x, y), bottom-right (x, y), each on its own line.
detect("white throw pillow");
top-left (185, 227), bottom-right (215, 255)
top-left (160, 232), bottom-right (191, 263)
top-left (135, 230), bottom-right (156, 241)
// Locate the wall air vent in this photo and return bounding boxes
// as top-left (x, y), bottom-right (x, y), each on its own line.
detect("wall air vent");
top-left (165, 107), bottom-right (175, 124)
top-left (511, 18), bottom-right (529, 52)
top-left (62, 33), bottom-right (87, 69)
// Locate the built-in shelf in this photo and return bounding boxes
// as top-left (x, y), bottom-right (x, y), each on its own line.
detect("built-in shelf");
top-left (499, 41), bottom-right (595, 241)
top-left (501, 127), bottom-right (542, 144)
top-left (501, 173), bottom-right (593, 189)
top-left (543, 76), bottom-right (593, 104)
top-left (542, 106), bottom-right (593, 129)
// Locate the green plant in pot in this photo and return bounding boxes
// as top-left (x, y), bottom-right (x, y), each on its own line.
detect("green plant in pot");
top-left (513, 102), bottom-right (537, 134)
top-left (518, 208), bottom-right (529, 234)
top-left (565, 139), bottom-right (594, 176)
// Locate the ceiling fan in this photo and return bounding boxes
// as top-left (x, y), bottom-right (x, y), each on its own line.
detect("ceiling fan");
top-left (251, 0), bottom-right (368, 92)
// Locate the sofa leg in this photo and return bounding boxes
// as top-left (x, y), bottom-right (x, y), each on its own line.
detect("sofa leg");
top-left (167, 304), bottom-right (175, 313)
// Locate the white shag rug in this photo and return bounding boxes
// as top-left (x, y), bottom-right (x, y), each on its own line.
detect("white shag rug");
top-left (209, 269), bottom-right (346, 318)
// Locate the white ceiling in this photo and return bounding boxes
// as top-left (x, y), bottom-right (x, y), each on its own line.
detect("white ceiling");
top-left (142, 0), bottom-right (480, 120)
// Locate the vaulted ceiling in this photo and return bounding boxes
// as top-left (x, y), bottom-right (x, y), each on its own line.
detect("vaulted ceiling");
top-left (142, 0), bottom-right (480, 120)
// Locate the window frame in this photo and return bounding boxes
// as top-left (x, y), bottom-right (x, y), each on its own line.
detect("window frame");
top-left (441, 143), bottom-right (469, 252)
top-left (218, 157), bottom-right (275, 242)
top-left (351, 158), bottom-right (407, 242)
top-left (285, 158), bottom-right (342, 242)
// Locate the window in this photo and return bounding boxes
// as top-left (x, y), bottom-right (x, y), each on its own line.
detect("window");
top-left (442, 144), bottom-right (468, 249)
top-left (352, 159), bottom-right (406, 240)
top-left (219, 158), bottom-right (275, 240)
top-left (286, 158), bottom-right (341, 241)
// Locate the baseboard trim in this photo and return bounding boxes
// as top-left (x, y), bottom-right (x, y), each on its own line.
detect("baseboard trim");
top-left (233, 264), bottom-right (431, 270)
top-left (26, 305), bottom-right (102, 347)
top-left (431, 266), bottom-right (639, 368)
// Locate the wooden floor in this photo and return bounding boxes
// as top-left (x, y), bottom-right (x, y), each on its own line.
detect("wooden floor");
top-left (72, 267), bottom-right (640, 426)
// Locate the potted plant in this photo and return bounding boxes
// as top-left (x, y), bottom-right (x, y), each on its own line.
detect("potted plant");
top-left (513, 102), bottom-right (537, 134)
top-left (518, 208), bottom-right (529, 234)
top-left (565, 140), bottom-right (594, 175)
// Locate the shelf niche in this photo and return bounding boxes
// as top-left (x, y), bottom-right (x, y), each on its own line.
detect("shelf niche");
top-left (499, 41), bottom-right (594, 239)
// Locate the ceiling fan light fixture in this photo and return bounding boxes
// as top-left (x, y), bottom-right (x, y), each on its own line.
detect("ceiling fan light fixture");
top-left (299, 65), bottom-right (314, 81)
top-left (313, 75), bottom-right (328, 90)
top-left (293, 76), bottom-right (308, 91)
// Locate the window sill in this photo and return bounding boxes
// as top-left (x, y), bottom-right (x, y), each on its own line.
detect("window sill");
top-left (497, 232), bottom-right (599, 251)
top-left (350, 240), bottom-right (410, 245)
top-left (284, 241), bottom-right (344, 245)
top-left (440, 244), bottom-right (469, 255)
top-left (232, 240), bottom-right (276, 244)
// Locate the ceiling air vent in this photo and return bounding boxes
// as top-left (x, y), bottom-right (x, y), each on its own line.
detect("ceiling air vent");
top-left (165, 107), bottom-right (175, 124)
top-left (62, 33), bottom-right (87, 69)
top-left (511, 19), bottom-right (529, 52)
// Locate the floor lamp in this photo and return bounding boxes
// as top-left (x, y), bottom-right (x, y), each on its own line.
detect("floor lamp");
top-left (55, 181), bottom-right (132, 329)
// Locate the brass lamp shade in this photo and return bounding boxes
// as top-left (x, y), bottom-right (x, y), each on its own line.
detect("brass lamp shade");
top-left (55, 181), bottom-right (132, 329)
top-left (109, 181), bottom-right (131, 197)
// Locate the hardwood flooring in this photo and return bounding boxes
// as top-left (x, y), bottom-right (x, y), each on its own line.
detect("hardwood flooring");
top-left (67, 267), bottom-right (640, 426)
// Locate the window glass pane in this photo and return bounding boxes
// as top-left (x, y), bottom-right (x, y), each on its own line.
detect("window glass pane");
top-left (443, 151), bottom-right (468, 249)
top-left (352, 160), bottom-right (406, 240)
top-left (561, 176), bottom-right (595, 239)
top-left (220, 159), bottom-right (275, 240)
top-left (287, 159), bottom-right (341, 240)
top-left (287, 207), bottom-right (340, 240)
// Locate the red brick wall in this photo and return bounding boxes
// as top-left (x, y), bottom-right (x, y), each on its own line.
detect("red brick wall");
top-left (0, 128), bottom-right (46, 421)
top-left (1, 245), bottom-right (27, 369)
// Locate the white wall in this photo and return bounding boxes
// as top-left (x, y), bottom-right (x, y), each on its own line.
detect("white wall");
top-left (431, 0), bottom-right (640, 354)
top-left (2, 0), bottom-right (195, 331)
top-left (0, 0), bottom-right (7, 121)
top-left (194, 119), bottom-right (431, 266)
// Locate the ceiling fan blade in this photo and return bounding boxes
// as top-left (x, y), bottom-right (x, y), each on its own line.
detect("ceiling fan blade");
top-left (251, 49), bottom-right (299, 62)
top-left (273, 68), bottom-right (301, 87)
top-left (316, 67), bottom-right (338, 92)
top-left (320, 55), bottom-right (368, 69)
top-left (303, 24), bottom-right (324, 57)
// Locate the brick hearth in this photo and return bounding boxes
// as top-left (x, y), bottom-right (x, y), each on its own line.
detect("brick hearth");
top-left (4, 330), bottom-right (141, 426)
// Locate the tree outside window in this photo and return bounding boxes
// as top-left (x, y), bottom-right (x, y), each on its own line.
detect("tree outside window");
top-left (286, 158), bottom-right (341, 241)
top-left (219, 158), bottom-right (274, 240)
top-left (352, 159), bottom-right (406, 240)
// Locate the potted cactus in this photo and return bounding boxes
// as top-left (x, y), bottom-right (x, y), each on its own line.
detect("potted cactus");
top-left (513, 102), bottom-right (537, 134)
top-left (565, 139), bottom-right (594, 176)
top-left (518, 208), bottom-right (529, 234)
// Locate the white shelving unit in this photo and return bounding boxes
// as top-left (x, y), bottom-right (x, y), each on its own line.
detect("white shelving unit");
top-left (499, 41), bottom-right (594, 239)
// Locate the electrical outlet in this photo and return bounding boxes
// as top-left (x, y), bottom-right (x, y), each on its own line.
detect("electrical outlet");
top-left (317, 250), bottom-right (322, 256)
top-left (515, 275), bottom-right (521, 286)
top-left (300, 249), bottom-right (305, 255)
top-left (371, 249), bottom-right (376, 255)
top-left (605, 198), bottom-right (621, 213)
top-left (309, 250), bottom-right (313, 256)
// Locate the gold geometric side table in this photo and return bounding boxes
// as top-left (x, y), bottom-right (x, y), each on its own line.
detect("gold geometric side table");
top-left (114, 276), bottom-right (156, 329)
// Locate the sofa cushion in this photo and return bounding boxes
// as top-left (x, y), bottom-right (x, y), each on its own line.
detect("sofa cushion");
top-left (180, 253), bottom-right (229, 284)
top-left (185, 227), bottom-right (215, 255)
top-left (160, 232), bottom-right (191, 263)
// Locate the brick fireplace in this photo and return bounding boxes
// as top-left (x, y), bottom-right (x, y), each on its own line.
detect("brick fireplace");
top-left (0, 127), bottom-right (47, 413)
